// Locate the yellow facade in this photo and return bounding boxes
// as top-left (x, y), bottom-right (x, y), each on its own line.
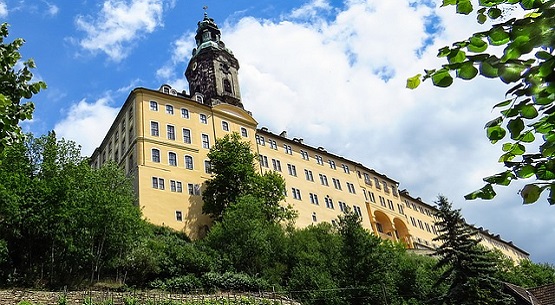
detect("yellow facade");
top-left (90, 14), bottom-right (528, 261)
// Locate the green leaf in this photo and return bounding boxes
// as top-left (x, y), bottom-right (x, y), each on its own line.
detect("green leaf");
top-left (517, 165), bottom-right (536, 178)
top-left (486, 125), bottom-right (506, 143)
top-left (483, 171), bottom-right (514, 185)
top-left (521, 184), bottom-right (541, 204)
top-left (492, 99), bottom-right (512, 109)
top-left (520, 104), bottom-right (538, 119)
top-left (432, 70), bottom-right (454, 87)
top-left (484, 116), bottom-right (503, 127)
top-left (536, 51), bottom-right (553, 60)
top-left (457, 62), bottom-right (478, 80)
top-left (468, 36), bottom-right (488, 53)
top-left (498, 64), bottom-right (524, 83)
top-left (465, 184), bottom-right (496, 200)
top-left (477, 13), bottom-right (487, 24)
top-left (456, 0), bottom-right (473, 14)
top-left (448, 49), bottom-right (466, 64)
top-left (518, 131), bottom-right (535, 143)
top-left (507, 118), bottom-right (524, 139)
top-left (479, 60), bottom-right (498, 78)
top-left (487, 7), bottom-right (502, 19)
top-left (488, 28), bottom-right (510, 46)
top-left (521, 0), bottom-right (542, 9)
top-left (406, 74), bottom-right (421, 89)
top-left (441, 0), bottom-right (456, 6)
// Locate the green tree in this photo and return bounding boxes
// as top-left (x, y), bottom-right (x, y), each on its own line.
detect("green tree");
top-left (432, 196), bottom-right (511, 305)
top-left (202, 132), bottom-right (294, 222)
top-left (408, 1), bottom-right (555, 204)
top-left (0, 23), bottom-right (46, 152)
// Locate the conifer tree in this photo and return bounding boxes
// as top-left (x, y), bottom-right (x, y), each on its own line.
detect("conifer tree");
top-left (432, 195), bottom-right (512, 305)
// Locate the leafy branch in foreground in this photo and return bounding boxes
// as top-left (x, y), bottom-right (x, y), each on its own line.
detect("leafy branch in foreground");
top-left (408, 0), bottom-right (555, 204)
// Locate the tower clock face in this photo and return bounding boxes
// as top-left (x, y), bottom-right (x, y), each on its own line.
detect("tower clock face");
top-left (192, 62), bottom-right (197, 70)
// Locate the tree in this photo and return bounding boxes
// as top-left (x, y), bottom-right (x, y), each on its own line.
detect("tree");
top-left (0, 23), bottom-right (46, 152)
top-left (432, 196), bottom-right (511, 305)
top-left (408, 1), bottom-right (555, 204)
top-left (202, 132), bottom-right (295, 222)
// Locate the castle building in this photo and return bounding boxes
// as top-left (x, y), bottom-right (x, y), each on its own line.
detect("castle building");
top-left (90, 13), bottom-right (529, 262)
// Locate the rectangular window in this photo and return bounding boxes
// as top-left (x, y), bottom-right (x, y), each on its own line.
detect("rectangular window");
top-left (176, 181), bottom-right (183, 193)
top-left (392, 186), bottom-right (398, 197)
top-left (222, 121), bottom-right (229, 131)
top-left (181, 108), bottom-right (189, 118)
top-left (175, 211), bottom-right (183, 221)
top-left (185, 156), bottom-right (193, 170)
top-left (363, 173), bottom-right (372, 186)
top-left (202, 134), bottom-right (210, 149)
top-left (149, 100), bottom-right (158, 111)
top-left (287, 164), bottom-right (297, 176)
top-left (304, 169), bottom-right (314, 181)
top-left (312, 212), bottom-right (317, 222)
top-left (170, 180), bottom-right (177, 192)
top-left (397, 204), bottom-right (404, 215)
top-left (309, 193), bottom-right (319, 205)
top-left (269, 139), bottom-right (277, 149)
top-left (332, 178), bottom-right (342, 190)
top-left (200, 113), bottom-right (208, 124)
top-left (374, 177), bottom-right (381, 189)
top-left (342, 164), bottom-right (350, 174)
top-left (347, 182), bottom-right (356, 194)
top-left (328, 160), bottom-right (336, 169)
top-left (325, 196), bottom-right (334, 209)
top-left (152, 177), bottom-right (164, 190)
top-left (241, 127), bottom-right (248, 137)
top-left (369, 191), bottom-right (376, 203)
top-left (292, 188), bottom-right (302, 200)
top-left (379, 196), bottom-right (386, 207)
top-left (339, 201), bottom-right (347, 212)
top-left (319, 174), bottom-right (329, 186)
top-left (410, 216), bottom-right (417, 227)
top-left (387, 199), bottom-right (394, 210)
top-left (151, 148), bottom-right (160, 163)
top-left (150, 121), bottom-right (159, 136)
top-left (166, 104), bottom-right (174, 115)
top-left (383, 181), bottom-right (389, 193)
top-left (167, 125), bottom-right (175, 140)
top-left (168, 152), bottom-right (177, 166)
top-left (256, 135), bottom-right (265, 145)
top-left (204, 160), bottom-right (212, 174)
top-left (259, 155), bottom-right (269, 168)
top-left (418, 220), bottom-right (424, 230)
top-left (188, 183), bottom-right (201, 196)
top-left (183, 128), bottom-right (191, 144)
top-left (315, 155), bottom-right (323, 165)
top-left (272, 159), bottom-right (282, 171)
top-left (353, 205), bottom-right (362, 217)
top-left (300, 150), bottom-right (309, 160)
top-left (284, 144), bottom-right (292, 155)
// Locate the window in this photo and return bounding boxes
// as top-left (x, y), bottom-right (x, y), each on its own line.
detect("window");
top-left (284, 144), bottom-right (292, 154)
top-left (149, 100), bottom-right (158, 111)
top-left (410, 216), bottom-right (417, 227)
top-left (425, 223), bottom-right (431, 232)
top-left (379, 196), bottom-right (386, 207)
top-left (128, 153), bottom-right (134, 173)
top-left (319, 174), bottom-right (329, 186)
top-left (223, 79), bottom-right (232, 93)
top-left (168, 152), bottom-right (177, 166)
top-left (240, 127), bottom-right (248, 137)
top-left (269, 139), bottom-right (278, 149)
top-left (304, 169), bottom-right (314, 181)
top-left (259, 155), bottom-right (269, 167)
top-left (167, 125), bottom-right (175, 140)
top-left (387, 199), bottom-right (394, 210)
top-left (287, 164), bottom-right (297, 176)
top-left (166, 104), bottom-right (174, 115)
top-left (115, 131), bottom-right (119, 142)
top-left (374, 177), bottom-right (381, 189)
top-left (369, 191), bottom-right (376, 203)
top-left (181, 108), bottom-right (189, 119)
top-left (183, 128), bottom-right (191, 144)
top-left (347, 182), bottom-right (356, 194)
top-left (342, 164), bottom-right (350, 174)
top-left (300, 150), bottom-right (309, 160)
top-left (176, 181), bottom-right (183, 192)
top-left (204, 160), bottom-right (212, 174)
top-left (312, 212), bottom-right (317, 222)
top-left (202, 134), bottom-right (210, 149)
top-left (200, 113), bottom-right (208, 124)
top-left (309, 193), bottom-right (319, 205)
top-left (222, 121), bottom-right (229, 131)
top-left (328, 160), bottom-right (336, 169)
top-left (128, 106), bottom-right (134, 120)
top-left (332, 178), bottom-right (342, 190)
top-left (353, 205), bottom-right (362, 217)
top-left (151, 148), bottom-right (160, 163)
top-left (392, 186), bottom-right (398, 197)
top-left (256, 135), bottom-right (265, 146)
top-left (418, 220), bottom-right (424, 230)
top-left (376, 223), bottom-right (384, 233)
top-left (315, 155), bottom-right (323, 165)
top-left (383, 181), bottom-right (389, 193)
top-left (170, 180), bottom-right (177, 192)
top-left (363, 173), bottom-right (372, 186)
top-left (272, 159), bottom-right (282, 171)
top-left (152, 177), bottom-right (164, 190)
top-left (150, 121), bottom-right (159, 136)
top-left (397, 204), bottom-right (404, 215)
top-left (129, 126), bottom-right (134, 139)
top-left (339, 201), bottom-right (347, 212)
top-left (175, 211), bottom-right (183, 221)
top-left (185, 155), bottom-right (194, 170)
top-left (292, 188), bottom-right (302, 200)
top-left (114, 150), bottom-right (119, 163)
top-left (325, 196), bottom-right (334, 209)
top-left (188, 183), bottom-right (201, 195)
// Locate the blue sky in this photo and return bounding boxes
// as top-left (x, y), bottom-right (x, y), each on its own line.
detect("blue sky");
top-left (2, 0), bottom-right (554, 264)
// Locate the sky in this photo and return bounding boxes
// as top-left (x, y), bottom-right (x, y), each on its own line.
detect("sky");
top-left (2, 0), bottom-right (554, 264)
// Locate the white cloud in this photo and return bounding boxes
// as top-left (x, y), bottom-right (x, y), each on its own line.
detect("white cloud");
top-left (43, 1), bottom-right (59, 16)
top-left (0, 1), bottom-right (7, 18)
top-left (155, 33), bottom-right (195, 91)
top-left (75, 0), bottom-right (164, 61)
top-left (54, 97), bottom-right (119, 156)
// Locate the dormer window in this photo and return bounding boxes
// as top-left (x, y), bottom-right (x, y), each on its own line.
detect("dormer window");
top-left (195, 94), bottom-right (204, 103)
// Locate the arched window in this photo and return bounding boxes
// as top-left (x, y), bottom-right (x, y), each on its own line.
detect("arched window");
top-left (185, 155), bottom-right (194, 170)
top-left (168, 152), bottom-right (177, 166)
top-left (152, 148), bottom-right (160, 163)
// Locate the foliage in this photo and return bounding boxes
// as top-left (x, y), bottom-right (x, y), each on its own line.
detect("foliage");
top-left (408, 0), bottom-right (555, 204)
top-left (432, 196), bottom-right (511, 305)
top-left (0, 23), bottom-right (46, 152)
top-left (202, 133), bottom-right (295, 223)
top-left (495, 255), bottom-right (555, 288)
top-left (0, 132), bottom-right (146, 287)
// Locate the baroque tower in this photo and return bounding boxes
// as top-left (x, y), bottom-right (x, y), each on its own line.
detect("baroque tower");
top-left (185, 13), bottom-right (243, 108)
